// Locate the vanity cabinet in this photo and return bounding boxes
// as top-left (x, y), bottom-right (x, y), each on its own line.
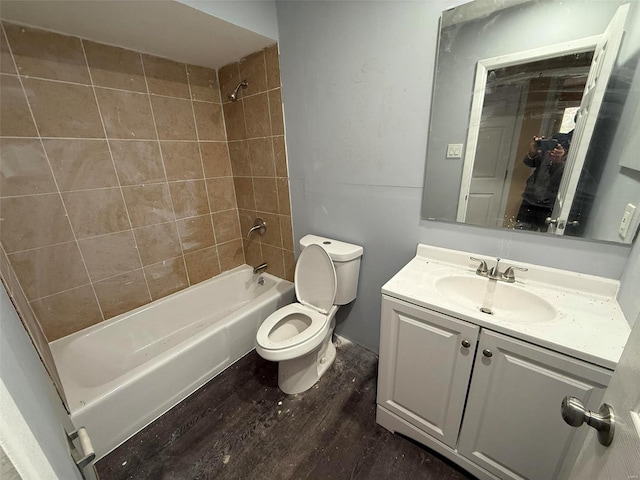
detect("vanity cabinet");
top-left (377, 296), bottom-right (480, 448)
top-left (377, 296), bottom-right (612, 480)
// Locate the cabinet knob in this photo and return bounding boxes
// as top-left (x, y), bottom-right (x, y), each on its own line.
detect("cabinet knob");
top-left (461, 340), bottom-right (471, 348)
top-left (482, 349), bottom-right (493, 358)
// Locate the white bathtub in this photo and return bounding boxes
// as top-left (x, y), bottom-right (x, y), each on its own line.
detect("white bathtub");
top-left (50, 265), bottom-right (294, 460)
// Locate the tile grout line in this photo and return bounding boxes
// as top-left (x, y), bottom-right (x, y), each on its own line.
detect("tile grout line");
top-left (79, 39), bottom-right (153, 306)
top-left (216, 64), bottom-right (246, 269)
top-left (237, 62), bottom-right (263, 265)
top-left (185, 63), bottom-right (225, 276)
top-left (263, 48), bottom-right (288, 275)
top-left (3, 27), bottom-right (107, 323)
top-left (139, 55), bottom-right (192, 289)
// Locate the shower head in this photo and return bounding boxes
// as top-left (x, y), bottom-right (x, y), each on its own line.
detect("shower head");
top-left (228, 80), bottom-right (248, 102)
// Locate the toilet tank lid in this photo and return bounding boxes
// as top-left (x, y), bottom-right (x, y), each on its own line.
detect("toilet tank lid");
top-left (299, 235), bottom-right (363, 262)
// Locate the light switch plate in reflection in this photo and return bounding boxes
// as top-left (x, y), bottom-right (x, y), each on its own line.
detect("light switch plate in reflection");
top-left (618, 203), bottom-right (637, 239)
top-left (446, 143), bottom-right (463, 159)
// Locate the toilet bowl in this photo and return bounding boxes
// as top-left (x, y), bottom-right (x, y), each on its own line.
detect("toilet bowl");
top-left (255, 235), bottom-right (363, 394)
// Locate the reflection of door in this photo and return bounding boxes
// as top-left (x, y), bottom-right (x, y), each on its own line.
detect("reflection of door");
top-left (467, 84), bottom-right (524, 227)
top-left (565, 314), bottom-right (640, 479)
top-left (550, 4), bottom-right (629, 235)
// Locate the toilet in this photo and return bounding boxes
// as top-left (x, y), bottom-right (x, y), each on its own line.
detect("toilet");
top-left (255, 234), bottom-right (363, 394)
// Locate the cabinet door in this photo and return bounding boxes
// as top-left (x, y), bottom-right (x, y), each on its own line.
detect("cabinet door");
top-left (457, 330), bottom-right (611, 480)
top-left (377, 296), bottom-right (479, 448)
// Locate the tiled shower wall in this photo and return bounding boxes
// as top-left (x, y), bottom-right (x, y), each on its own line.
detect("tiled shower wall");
top-left (0, 23), bottom-right (292, 341)
top-left (219, 48), bottom-right (295, 281)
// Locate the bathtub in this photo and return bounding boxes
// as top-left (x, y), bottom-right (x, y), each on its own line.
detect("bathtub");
top-left (50, 265), bottom-right (294, 460)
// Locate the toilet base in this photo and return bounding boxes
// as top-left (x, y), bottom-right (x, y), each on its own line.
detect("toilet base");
top-left (278, 327), bottom-right (336, 395)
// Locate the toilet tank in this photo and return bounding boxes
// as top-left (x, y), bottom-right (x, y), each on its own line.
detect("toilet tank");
top-left (299, 235), bottom-right (363, 305)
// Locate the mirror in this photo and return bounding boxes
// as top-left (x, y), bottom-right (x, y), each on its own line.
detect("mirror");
top-left (422, 0), bottom-right (640, 244)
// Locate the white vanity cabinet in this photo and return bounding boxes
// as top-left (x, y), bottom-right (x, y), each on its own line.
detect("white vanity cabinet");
top-left (377, 296), bottom-right (612, 480)
top-left (377, 296), bottom-right (480, 448)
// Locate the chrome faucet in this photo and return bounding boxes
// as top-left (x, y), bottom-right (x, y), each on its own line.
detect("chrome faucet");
top-left (253, 263), bottom-right (268, 274)
top-left (471, 257), bottom-right (528, 283)
top-left (247, 217), bottom-right (267, 239)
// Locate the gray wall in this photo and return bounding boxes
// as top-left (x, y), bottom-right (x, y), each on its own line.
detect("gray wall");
top-left (276, 0), bottom-right (635, 352)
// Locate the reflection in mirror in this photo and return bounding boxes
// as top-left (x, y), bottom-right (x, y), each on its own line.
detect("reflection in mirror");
top-left (422, 0), bottom-right (640, 245)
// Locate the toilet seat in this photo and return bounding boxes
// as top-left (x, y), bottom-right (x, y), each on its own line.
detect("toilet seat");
top-left (255, 245), bottom-right (337, 362)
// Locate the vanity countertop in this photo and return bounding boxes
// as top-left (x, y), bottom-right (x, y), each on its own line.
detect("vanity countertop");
top-left (382, 244), bottom-right (631, 370)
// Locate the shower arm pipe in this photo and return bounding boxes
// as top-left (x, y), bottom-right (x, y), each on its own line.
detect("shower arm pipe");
top-left (228, 80), bottom-right (248, 102)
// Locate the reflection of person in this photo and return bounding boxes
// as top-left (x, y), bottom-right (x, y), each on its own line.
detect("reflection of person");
top-left (515, 132), bottom-right (571, 232)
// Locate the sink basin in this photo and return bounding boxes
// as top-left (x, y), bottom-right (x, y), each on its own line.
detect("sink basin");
top-left (435, 275), bottom-right (557, 322)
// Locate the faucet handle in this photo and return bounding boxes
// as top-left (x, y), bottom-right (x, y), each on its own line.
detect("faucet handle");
top-left (470, 256), bottom-right (488, 275)
top-left (502, 265), bottom-right (528, 283)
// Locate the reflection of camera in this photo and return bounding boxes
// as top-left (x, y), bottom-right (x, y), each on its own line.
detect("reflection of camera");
top-left (536, 138), bottom-right (558, 150)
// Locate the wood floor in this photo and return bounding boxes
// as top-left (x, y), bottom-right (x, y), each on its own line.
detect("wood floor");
top-left (95, 339), bottom-right (477, 480)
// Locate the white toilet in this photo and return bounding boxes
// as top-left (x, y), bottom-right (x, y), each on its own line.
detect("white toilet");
top-left (255, 234), bottom-right (363, 394)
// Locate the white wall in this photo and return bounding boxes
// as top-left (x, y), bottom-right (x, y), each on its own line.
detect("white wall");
top-left (277, 0), bottom-right (634, 351)
top-left (0, 287), bottom-right (81, 480)
top-left (178, 0), bottom-right (279, 40)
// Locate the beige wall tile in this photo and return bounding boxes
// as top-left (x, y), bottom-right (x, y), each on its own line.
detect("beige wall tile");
top-left (212, 209), bottom-right (241, 244)
top-left (1, 26), bottom-right (17, 75)
top-left (200, 142), bottom-right (231, 178)
top-left (273, 135), bottom-right (288, 177)
top-left (83, 40), bottom-right (146, 92)
top-left (283, 249), bottom-right (295, 282)
top-left (144, 257), bottom-right (188, 299)
top-left (248, 137), bottom-right (275, 177)
top-left (276, 177), bottom-right (292, 216)
top-left (232, 177), bottom-right (256, 211)
top-left (253, 177), bottom-right (278, 214)
top-left (176, 214), bottom-right (215, 253)
top-left (218, 62), bottom-right (240, 104)
top-left (31, 285), bottom-right (102, 341)
top-left (1, 194), bottom-right (74, 252)
top-left (63, 188), bottom-right (130, 238)
top-left (134, 221), bottom-right (182, 266)
top-left (4, 24), bottom-right (90, 84)
top-left (242, 238), bottom-right (263, 268)
top-left (0, 74), bottom-right (37, 137)
top-left (187, 64), bottom-right (220, 103)
top-left (268, 89), bottom-right (284, 136)
top-left (239, 50), bottom-right (267, 96)
top-left (95, 88), bottom-right (156, 140)
top-left (8, 242), bottom-right (89, 299)
top-left (243, 93), bottom-right (271, 138)
top-left (94, 269), bottom-right (151, 319)
top-left (261, 244), bottom-right (285, 279)
top-left (257, 212), bottom-right (282, 248)
top-left (0, 138), bottom-right (57, 196)
top-left (207, 177), bottom-right (237, 212)
top-left (160, 141), bottom-right (204, 181)
top-left (184, 246), bottom-right (220, 285)
top-left (237, 209), bottom-right (257, 240)
top-left (122, 183), bottom-right (174, 227)
top-left (142, 55), bottom-right (189, 99)
top-left (43, 139), bottom-right (118, 191)
top-left (169, 180), bottom-right (209, 219)
top-left (110, 140), bottom-right (165, 185)
top-left (228, 140), bottom-right (251, 177)
top-left (193, 101), bottom-right (225, 141)
top-left (222, 101), bottom-right (246, 141)
top-left (151, 96), bottom-right (196, 140)
top-left (280, 215), bottom-right (294, 251)
top-left (78, 230), bottom-right (141, 282)
top-left (265, 44), bottom-right (281, 90)
top-left (217, 239), bottom-right (244, 271)
top-left (23, 78), bottom-right (105, 138)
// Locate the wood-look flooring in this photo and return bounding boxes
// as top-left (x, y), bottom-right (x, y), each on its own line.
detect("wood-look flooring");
top-left (95, 339), bottom-right (476, 480)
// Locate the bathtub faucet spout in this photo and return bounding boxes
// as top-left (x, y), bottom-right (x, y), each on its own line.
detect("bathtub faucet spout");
top-left (253, 263), bottom-right (268, 274)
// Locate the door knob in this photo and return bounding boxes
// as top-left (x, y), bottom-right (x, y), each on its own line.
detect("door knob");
top-left (561, 396), bottom-right (615, 446)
